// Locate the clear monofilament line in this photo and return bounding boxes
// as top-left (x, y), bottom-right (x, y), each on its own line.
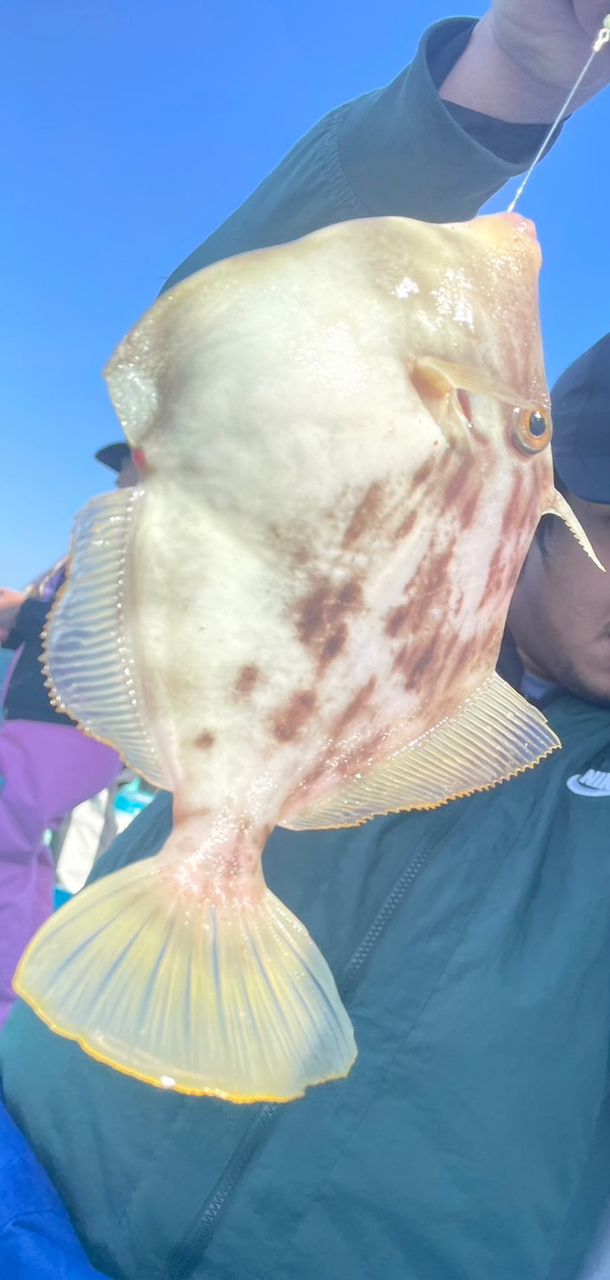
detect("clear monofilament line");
top-left (507, 16), bottom-right (610, 213)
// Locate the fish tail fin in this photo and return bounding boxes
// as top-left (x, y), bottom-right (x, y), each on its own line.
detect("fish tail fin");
top-left (14, 857), bottom-right (356, 1103)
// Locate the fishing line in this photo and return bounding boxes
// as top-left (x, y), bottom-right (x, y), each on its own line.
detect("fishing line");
top-left (507, 14), bottom-right (610, 212)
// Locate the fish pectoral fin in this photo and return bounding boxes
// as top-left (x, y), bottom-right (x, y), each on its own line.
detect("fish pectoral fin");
top-left (413, 356), bottom-right (541, 411)
top-left (43, 487), bottom-right (167, 789)
top-left (282, 672), bottom-right (559, 830)
top-left (14, 857), bottom-right (356, 1104)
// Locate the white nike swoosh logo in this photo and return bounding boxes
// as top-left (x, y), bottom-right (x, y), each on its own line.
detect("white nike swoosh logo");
top-left (567, 770), bottom-right (610, 797)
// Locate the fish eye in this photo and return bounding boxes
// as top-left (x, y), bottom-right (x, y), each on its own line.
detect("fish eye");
top-left (513, 406), bottom-right (552, 454)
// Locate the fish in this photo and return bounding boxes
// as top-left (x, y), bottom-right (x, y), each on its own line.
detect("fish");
top-left (15, 211), bottom-right (601, 1104)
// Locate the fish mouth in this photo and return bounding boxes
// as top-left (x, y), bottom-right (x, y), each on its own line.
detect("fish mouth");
top-left (471, 212), bottom-right (540, 253)
top-left (462, 212), bottom-right (542, 273)
top-left (500, 212), bottom-right (538, 242)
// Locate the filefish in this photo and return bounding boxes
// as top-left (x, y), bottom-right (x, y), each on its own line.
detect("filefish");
top-left (15, 212), bottom-right (601, 1103)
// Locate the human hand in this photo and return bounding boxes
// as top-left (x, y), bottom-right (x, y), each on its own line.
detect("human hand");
top-left (440, 0), bottom-right (610, 122)
top-left (0, 588), bottom-right (26, 643)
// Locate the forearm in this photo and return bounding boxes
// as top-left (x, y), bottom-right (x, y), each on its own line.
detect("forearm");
top-left (440, 15), bottom-right (567, 121)
top-left (441, 2), bottom-right (610, 121)
top-left (163, 19), bottom-right (543, 291)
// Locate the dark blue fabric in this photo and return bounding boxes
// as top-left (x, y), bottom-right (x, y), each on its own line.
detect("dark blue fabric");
top-left (0, 1096), bottom-right (109, 1278)
top-left (3, 599), bottom-right (74, 727)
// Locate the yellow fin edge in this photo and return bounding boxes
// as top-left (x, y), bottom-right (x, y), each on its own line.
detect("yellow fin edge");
top-left (15, 859), bottom-right (356, 1105)
top-left (283, 672), bottom-right (560, 831)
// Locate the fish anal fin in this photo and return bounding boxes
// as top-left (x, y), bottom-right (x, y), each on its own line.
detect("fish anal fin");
top-left (282, 672), bottom-right (559, 830)
top-left (15, 857), bottom-right (356, 1103)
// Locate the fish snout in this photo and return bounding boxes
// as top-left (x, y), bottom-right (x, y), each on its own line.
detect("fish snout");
top-left (499, 212), bottom-right (538, 242)
top-left (468, 212), bottom-right (541, 263)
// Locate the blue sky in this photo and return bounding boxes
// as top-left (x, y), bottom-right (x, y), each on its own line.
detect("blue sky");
top-left (3, 0), bottom-right (609, 586)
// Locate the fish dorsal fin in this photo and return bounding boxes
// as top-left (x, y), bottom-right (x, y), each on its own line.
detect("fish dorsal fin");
top-left (413, 356), bottom-right (544, 410)
top-left (43, 488), bottom-right (168, 789)
top-left (282, 673), bottom-right (559, 830)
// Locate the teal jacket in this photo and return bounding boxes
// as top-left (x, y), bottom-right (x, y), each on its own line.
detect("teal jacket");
top-left (3, 19), bottom-right (610, 1280)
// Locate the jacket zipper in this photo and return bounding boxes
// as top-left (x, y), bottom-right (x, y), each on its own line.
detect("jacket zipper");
top-left (167, 825), bottom-right (444, 1280)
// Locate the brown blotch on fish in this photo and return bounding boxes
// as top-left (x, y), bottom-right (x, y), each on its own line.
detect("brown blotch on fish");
top-left (392, 642), bottom-right (410, 675)
top-left (297, 578), bottom-right (363, 648)
top-left (297, 677), bottom-right (378, 798)
top-left (297, 584), bottom-right (328, 643)
top-left (336, 579), bottom-right (362, 610)
top-left (265, 524), bottom-right (310, 570)
top-left (420, 545), bottom-right (455, 601)
top-left (484, 544), bottom-right (506, 597)
top-left (336, 676), bottom-right (377, 733)
top-left (293, 544), bottom-right (311, 568)
top-left (459, 487), bottom-right (480, 529)
top-left (385, 605), bottom-right (411, 638)
top-left (409, 637), bottom-right (440, 690)
top-left (412, 458), bottom-right (433, 488)
top-left (194, 731), bottom-right (215, 750)
top-left (391, 630), bottom-right (442, 691)
top-left (234, 664), bottom-right (261, 698)
top-left (393, 509), bottom-right (418, 542)
top-left (501, 473), bottom-right (527, 539)
top-left (437, 635), bottom-right (475, 695)
top-left (321, 625), bottom-right (347, 665)
top-left (342, 482), bottom-right (384, 548)
top-left (444, 457), bottom-right (471, 508)
top-left (398, 544), bottom-right (455, 637)
top-left (272, 690), bottom-right (317, 742)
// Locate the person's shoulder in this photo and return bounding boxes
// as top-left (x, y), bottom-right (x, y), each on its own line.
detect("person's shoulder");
top-left (546, 693), bottom-right (610, 742)
top-left (543, 694), bottom-right (610, 804)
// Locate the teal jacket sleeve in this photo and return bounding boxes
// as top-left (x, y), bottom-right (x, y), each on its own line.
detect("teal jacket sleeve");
top-left (163, 18), bottom-right (544, 292)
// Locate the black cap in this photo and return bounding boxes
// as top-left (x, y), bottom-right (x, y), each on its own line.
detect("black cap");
top-left (551, 334), bottom-right (610, 504)
top-left (95, 442), bottom-right (131, 473)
